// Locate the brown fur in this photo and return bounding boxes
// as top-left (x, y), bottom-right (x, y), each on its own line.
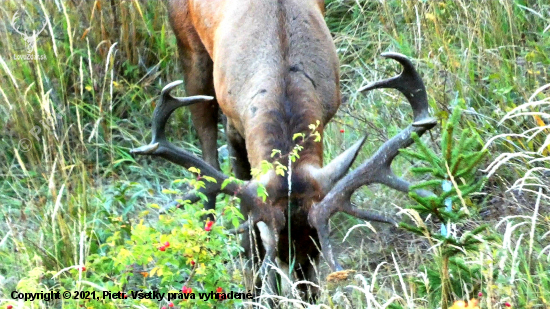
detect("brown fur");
top-left (168, 0), bottom-right (341, 297)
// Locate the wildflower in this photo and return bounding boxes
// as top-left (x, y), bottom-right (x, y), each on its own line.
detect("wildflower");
top-left (205, 221), bottom-right (214, 231)
top-left (450, 299), bottom-right (479, 309)
top-left (217, 287), bottom-right (225, 301)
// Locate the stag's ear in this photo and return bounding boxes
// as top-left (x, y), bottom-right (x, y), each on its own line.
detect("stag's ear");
top-left (311, 136), bottom-right (367, 193)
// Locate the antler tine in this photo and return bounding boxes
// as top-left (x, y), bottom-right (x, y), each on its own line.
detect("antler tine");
top-left (359, 52), bottom-right (436, 128)
top-left (36, 21), bottom-right (47, 36)
top-left (254, 214), bottom-right (285, 299)
top-left (228, 220), bottom-right (251, 234)
top-left (130, 81), bottom-right (239, 195)
top-left (10, 12), bottom-right (27, 37)
top-left (309, 53), bottom-right (437, 272)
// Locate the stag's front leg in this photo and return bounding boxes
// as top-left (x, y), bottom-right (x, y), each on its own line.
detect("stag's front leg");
top-left (188, 102), bottom-right (220, 213)
top-left (176, 26), bottom-right (221, 213)
top-left (225, 121), bottom-right (252, 180)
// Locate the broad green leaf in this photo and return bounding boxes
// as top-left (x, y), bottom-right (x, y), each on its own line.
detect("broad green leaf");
top-left (202, 176), bottom-right (217, 183)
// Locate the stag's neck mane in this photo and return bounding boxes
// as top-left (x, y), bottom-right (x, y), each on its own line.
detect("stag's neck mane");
top-left (243, 88), bottom-right (325, 170)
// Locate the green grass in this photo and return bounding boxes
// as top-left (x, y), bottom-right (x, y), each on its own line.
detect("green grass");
top-left (1, 0), bottom-right (549, 308)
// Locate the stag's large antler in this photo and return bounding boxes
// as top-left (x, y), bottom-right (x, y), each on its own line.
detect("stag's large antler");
top-left (131, 80), bottom-right (240, 195)
top-left (308, 52), bottom-right (437, 271)
top-left (131, 81), bottom-right (283, 289)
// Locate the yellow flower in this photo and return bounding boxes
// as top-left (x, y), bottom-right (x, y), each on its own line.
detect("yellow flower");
top-left (450, 299), bottom-right (479, 309)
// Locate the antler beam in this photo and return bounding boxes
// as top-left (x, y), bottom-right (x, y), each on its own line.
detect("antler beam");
top-left (130, 81), bottom-right (240, 195)
top-left (131, 83), bottom-right (285, 290)
top-left (309, 53), bottom-right (437, 272)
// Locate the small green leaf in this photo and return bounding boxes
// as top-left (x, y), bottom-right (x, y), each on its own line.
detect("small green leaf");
top-left (221, 178), bottom-right (232, 190)
top-left (194, 181), bottom-right (206, 190)
top-left (197, 192), bottom-right (207, 202)
top-left (232, 217), bottom-right (240, 229)
top-left (202, 176), bottom-right (217, 183)
top-left (292, 133), bottom-right (304, 141)
top-left (271, 149), bottom-right (281, 158)
top-left (314, 132), bottom-right (321, 142)
top-left (188, 167), bottom-right (200, 174)
top-left (257, 185), bottom-right (268, 202)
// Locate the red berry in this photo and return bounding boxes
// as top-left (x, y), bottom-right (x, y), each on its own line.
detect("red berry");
top-left (168, 302), bottom-right (174, 307)
top-left (191, 260), bottom-right (196, 266)
top-left (340, 129), bottom-right (345, 133)
top-left (164, 241), bottom-right (170, 247)
top-left (505, 302), bottom-right (511, 307)
top-left (159, 246), bottom-right (166, 251)
top-left (205, 221), bottom-right (214, 231)
top-left (216, 287), bottom-right (222, 293)
top-left (80, 266), bottom-right (86, 271)
top-left (162, 307), bottom-right (167, 309)
top-left (7, 305), bottom-right (13, 309)
top-left (478, 292), bottom-right (483, 297)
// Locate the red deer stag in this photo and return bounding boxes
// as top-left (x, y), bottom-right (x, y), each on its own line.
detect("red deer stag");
top-left (131, 0), bottom-right (436, 300)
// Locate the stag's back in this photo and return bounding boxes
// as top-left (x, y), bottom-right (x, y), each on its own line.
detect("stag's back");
top-left (172, 0), bottom-right (340, 167)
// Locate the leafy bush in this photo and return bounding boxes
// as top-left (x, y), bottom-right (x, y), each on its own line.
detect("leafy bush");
top-left (89, 176), bottom-right (245, 308)
top-left (7, 177), bottom-right (245, 309)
